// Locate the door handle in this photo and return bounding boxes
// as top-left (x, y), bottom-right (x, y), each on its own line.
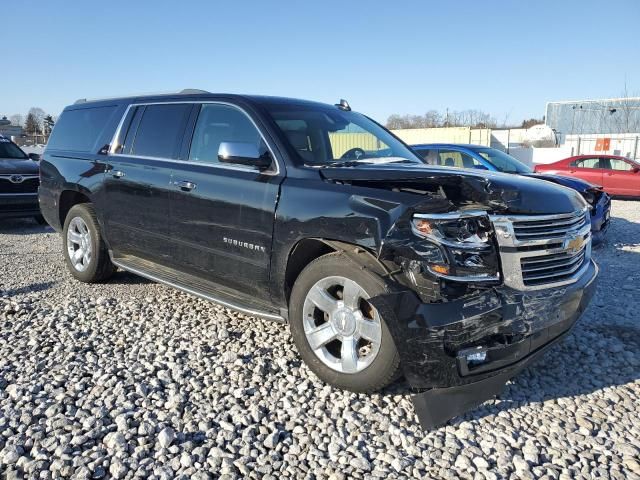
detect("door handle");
top-left (173, 180), bottom-right (197, 191)
top-left (111, 170), bottom-right (126, 178)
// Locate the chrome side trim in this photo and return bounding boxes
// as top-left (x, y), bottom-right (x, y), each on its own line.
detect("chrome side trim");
top-left (111, 258), bottom-right (286, 323)
top-left (108, 101), bottom-right (281, 176)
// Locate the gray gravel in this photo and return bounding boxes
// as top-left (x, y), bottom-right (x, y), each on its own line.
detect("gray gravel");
top-left (1, 200), bottom-right (639, 479)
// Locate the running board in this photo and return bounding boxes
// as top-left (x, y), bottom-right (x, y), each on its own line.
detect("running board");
top-left (111, 255), bottom-right (285, 323)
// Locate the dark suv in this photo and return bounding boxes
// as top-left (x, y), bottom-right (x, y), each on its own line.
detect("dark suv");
top-left (0, 135), bottom-right (44, 223)
top-left (39, 90), bottom-right (598, 428)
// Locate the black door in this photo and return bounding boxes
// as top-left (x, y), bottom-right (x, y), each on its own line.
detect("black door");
top-left (103, 103), bottom-right (192, 262)
top-left (168, 103), bottom-right (283, 302)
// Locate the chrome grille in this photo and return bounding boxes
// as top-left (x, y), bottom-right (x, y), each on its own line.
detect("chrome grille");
top-left (491, 208), bottom-right (592, 290)
top-left (0, 175), bottom-right (39, 194)
top-left (512, 210), bottom-right (589, 241)
top-left (520, 242), bottom-right (588, 286)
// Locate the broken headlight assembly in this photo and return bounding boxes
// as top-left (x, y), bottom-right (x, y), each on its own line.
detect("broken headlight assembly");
top-left (580, 186), bottom-right (604, 210)
top-left (411, 211), bottom-right (501, 282)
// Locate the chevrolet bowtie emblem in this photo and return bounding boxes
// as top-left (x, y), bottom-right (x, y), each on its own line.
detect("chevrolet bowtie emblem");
top-left (564, 234), bottom-right (584, 254)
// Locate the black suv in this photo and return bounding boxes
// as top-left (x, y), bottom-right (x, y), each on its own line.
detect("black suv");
top-left (39, 90), bottom-right (598, 428)
top-left (0, 135), bottom-right (44, 223)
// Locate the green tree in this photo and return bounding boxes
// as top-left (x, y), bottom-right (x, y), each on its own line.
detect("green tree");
top-left (43, 115), bottom-right (55, 135)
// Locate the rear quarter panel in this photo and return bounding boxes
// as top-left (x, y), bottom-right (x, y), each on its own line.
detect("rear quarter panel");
top-left (39, 103), bottom-right (126, 231)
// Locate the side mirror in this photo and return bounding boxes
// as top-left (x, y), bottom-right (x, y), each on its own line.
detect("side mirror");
top-left (28, 153), bottom-right (41, 161)
top-left (632, 166), bottom-right (640, 173)
top-left (218, 142), bottom-right (272, 170)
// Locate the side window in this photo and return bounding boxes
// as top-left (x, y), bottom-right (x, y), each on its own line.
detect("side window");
top-left (189, 104), bottom-right (267, 166)
top-left (573, 158), bottom-right (601, 169)
top-left (415, 148), bottom-right (439, 165)
top-left (130, 104), bottom-right (191, 159)
top-left (437, 150), bottom-right (480, 168)
top-left (607, 158), bottom-right (634, 171)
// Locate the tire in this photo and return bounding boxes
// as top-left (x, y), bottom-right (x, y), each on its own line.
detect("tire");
top-left (289, 252), bottom-right (401, 393)
top-left (62, 203), bottom-right (115, 283)
top-left (34, 214), bottom-right (48, 225)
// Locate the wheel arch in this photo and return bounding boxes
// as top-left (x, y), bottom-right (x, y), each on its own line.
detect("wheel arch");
top-left (283, 238), bottom-right (391, 305)
top-left (58, 189), bottom-right (92, 227)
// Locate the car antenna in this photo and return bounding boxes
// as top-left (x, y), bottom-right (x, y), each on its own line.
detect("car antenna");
top-left (335, 99), bottom-right (351, 111)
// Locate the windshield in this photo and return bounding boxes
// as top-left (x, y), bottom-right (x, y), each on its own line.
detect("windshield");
top-left (264, 103), bottom-right (421, 165)
top-left (471, 147), bottom-right (532, 173)
top-left (0, 138), bottom-right (28, 160)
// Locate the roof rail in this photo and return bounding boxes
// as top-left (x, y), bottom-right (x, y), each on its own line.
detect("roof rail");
top-left (74, 88), bottom-right (211, 104)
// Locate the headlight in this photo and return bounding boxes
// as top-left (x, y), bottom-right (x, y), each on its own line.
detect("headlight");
top-left (580, 187), bottom-right (603, 208)
top-left (580, 190), bottom-right (595, 206)
top-left (411, 211), bottom-right (500, 281)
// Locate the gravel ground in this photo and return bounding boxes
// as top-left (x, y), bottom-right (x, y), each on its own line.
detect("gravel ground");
top-left (0, 201), bottom-right (639, 480)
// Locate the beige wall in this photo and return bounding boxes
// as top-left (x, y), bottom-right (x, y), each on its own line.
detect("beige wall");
top-left (390, 127), bottom-right (492, 146)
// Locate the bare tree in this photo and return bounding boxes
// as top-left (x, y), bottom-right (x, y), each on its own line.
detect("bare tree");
top-left (28, 107), bottom-right (46, 129)
top-left (9, 114), bottom-right (24, 127)
top-left (386, 109), bottom-right (496, 129)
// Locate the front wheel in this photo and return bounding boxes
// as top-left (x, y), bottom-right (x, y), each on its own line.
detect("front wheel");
top-left (62, 203), bottom-right (115, 283)
top-left (289, 253), bottom-right (401, 393)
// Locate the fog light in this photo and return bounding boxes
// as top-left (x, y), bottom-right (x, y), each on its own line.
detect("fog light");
top-left (466, 351), bottom-right (487, 363)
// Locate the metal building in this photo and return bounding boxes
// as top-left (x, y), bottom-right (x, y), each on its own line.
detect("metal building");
top-left (546, 97), bottom-right (640, 139)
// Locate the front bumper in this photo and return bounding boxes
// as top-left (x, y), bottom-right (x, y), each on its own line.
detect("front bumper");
top-left (373, 259), bottom-right (598, 429)
top-left (0, 194), bottom-right (41, 219)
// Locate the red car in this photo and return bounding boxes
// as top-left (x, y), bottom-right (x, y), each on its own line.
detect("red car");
top-left (535, 155), bottom-right (640, 197)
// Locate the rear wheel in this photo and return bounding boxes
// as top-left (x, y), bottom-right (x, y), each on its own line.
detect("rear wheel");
top-left (62, 203), bottom-right (115, 283)
top-left (289, 253), bottom-right (400, 393)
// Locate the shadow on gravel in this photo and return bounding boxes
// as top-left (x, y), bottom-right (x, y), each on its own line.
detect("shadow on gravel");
top-left (107, 270), bottom-right (154, 285)
top-left (0, 218), bottom-right (53, 235)
top-left (0, 281), bottom-right (57, 297)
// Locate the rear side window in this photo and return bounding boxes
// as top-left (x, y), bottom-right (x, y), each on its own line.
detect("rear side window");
top-left (130, 104), bottom-right (191, 159)
top-left (48, 106), bottom-right (117, 152)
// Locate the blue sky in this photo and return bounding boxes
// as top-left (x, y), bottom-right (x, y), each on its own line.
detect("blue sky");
top-left (3, 0), bottom-right (639, 125)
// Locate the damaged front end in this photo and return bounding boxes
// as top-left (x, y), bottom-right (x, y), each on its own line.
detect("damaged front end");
top-left (321, 164), bottom-right (599, 429)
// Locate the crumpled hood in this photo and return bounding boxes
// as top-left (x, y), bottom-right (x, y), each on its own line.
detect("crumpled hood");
top-left (521, 172), bottom-right (597, 192)
top-left (320, 163), bottom-right (586, 215)
top-left (0, 158), bottom-right (39, 175)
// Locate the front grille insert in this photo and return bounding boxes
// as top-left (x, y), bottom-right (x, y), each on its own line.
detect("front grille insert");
top-left (0, 176), bottom-right (39, 194)
top-left (512, 210), bottom-right (589, 241)
top-left (491, 208), bottom-right (592, 290)
top-left (520, 246), bottom-right (587, 286)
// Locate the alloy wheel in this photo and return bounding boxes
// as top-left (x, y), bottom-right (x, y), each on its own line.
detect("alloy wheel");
top-left (66, 217), bottom-right (93, 272)
top-left (302, 276), bottom-right (382, 374)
